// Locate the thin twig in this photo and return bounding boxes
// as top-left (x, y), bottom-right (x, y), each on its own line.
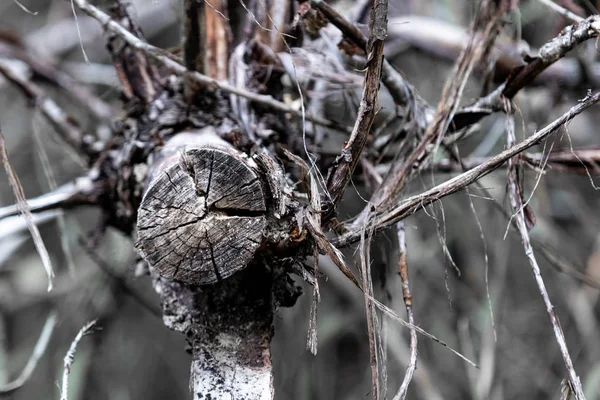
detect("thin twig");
top-left (0, 177), bottom-right (100, 221)
top-left (505, 111), bottom-right (585, 400)
top-left (393, 221), bottom-right (417, 400)
top-left (333, 91), bottom-right (600, 247)
top-left (360, 215), bottom-right (380, 399)
top-left (71, 0), bottom-right (350, 134)
top-left (61, 320), bottom-right (98, 400)
top-left (0, 311), bottom-right (58, 394)
top-left (0, 127), bottom-right (54, 291)
top-left (537, 0), bottom-right (585, 23)
top-left (374, 0), bottom-right (509, 211)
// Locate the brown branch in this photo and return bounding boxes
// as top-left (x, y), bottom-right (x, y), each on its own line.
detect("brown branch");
top-left (360, 222), bottom-right (381, 400)
top-left (183, 0), bottom-right (229, 98)
top-left (393, 221), bottom-right (417, 400)
top-left (372, 0), bottom-right (510, 212)
top-left (72, 0), bottom-right (350, 134)
top-left (332, 91), bottom-right (600, 247)
top-left (451, 15), bottom-right (600, 131)
top-left (107, 1), bottom-right (161, 104)
top-left (324, 0), bottom-right (387, 210)
top-left (309, 0), bottom-right (431, 124)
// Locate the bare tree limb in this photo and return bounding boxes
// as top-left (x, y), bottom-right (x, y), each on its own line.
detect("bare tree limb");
top-left (61, 320), bottom-right (98, 400)
top-left (324, 0), bottom-right (387, 210)
top-left (333, 91), bottom-right (600, 247)
top-left (393, 221), bottom-right (417, 400)
top-left (0, 127), bottom-right (55, 291)
top-left (505, 110), bottom-right (585, 400)
top-left (0, 177), bottom-right (100, 221)
top-left (71, 0), bottom-right (350, 134)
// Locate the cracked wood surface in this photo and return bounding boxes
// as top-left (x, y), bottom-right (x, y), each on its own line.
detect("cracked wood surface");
top-left (136, 146), bottom-right (266, 285)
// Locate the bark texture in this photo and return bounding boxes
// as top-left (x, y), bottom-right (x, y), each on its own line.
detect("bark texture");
top-left (136, 129), bottom-right (280, 399)
top-left (152, 263), bottom-right (274, 400)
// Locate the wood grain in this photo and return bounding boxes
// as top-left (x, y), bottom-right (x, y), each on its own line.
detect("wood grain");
top-left (137, 147), bottom-right (266, 285)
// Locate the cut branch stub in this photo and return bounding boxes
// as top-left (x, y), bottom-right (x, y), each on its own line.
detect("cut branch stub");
top-left (136, 147), bottom-right (266, 285)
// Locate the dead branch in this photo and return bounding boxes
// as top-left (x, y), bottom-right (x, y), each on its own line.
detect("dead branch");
top-left (0, 126), bottom-right (55, 290)
top-left (183, 0), bottom-right (229, 99)
top-left (0, 177), bottom-right (100, 221)
top-left (324, 0), bottom-right (387, 210)
top-left (393, 221), bottom-right (417, 400)
top-left (61, 320), bottom-right (97, 400)
top-left (72, 0), bottom-right (349, 134)
top-left (106, 1), bottom-right (161, 104)
top-left (333, 91), bottom-right (600, 247)
top-left (505, 110), bottom-right (585, 399)
top-left (0, 312), bottom-right (57, 395)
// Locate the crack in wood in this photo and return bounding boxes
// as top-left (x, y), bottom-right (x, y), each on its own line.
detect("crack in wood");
top-left (136, 147), bottom-right (267, 284)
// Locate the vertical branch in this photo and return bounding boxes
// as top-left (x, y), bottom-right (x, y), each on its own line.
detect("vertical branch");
top-left (393, 221), bottom-right (417, 400)
top-left (108, 1), bottom-right (161, 104)
top-left (505, 108), bottom-right (585, 400)
top-left (360, 221), bottom-right (381, 400)
top-left (0, 127), bottom-right (55, 291)
top-left (183, 0), bottom-right (230, 98)
top-left (183, 0), bottom-right (207, 75)
top-left (324, 0), bottom-right (387, 210)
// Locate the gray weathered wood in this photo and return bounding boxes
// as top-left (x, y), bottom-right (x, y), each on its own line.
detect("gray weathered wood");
top-left (136, 145), bottom-right (266, 285)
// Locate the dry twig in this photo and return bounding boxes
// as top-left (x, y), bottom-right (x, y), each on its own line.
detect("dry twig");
top-left (71, 0), bottom-right (350, 134)
top-left (324, 0), bottom-right (387, 209)
top-left (393, 221), bottom-right (417, 400)
top-left (0, 312), bottom-right (57, 394)
top-left (61, 320), bottom-right (98, 400)
top-left (0, 127), bottom-right (55, 291)
top-left (505, 109), bottom-right (585, 399)
top-left (333, 91), bottom-right (600, 247)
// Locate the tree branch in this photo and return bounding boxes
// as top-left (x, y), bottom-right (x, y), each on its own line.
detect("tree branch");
top-left (324, 0), bottom-right (387, 210)
top-left (71, 0), bottom-right (350, 134)
top-left (333, 91), bottom-right (600, 247)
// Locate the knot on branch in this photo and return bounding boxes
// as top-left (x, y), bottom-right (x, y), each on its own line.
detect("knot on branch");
top-left (136, 147), bottom-right (267, 284)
